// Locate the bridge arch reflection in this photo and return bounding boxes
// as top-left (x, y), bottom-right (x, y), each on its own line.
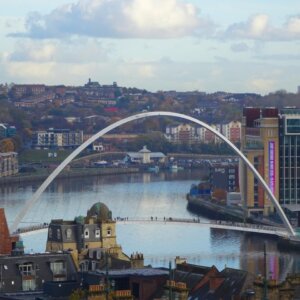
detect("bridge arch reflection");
top-left (10, 112), bottom-right (295, 236)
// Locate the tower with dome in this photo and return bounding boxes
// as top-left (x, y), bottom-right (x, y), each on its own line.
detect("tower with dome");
top-left (46, 202), bottom-right (137, 268)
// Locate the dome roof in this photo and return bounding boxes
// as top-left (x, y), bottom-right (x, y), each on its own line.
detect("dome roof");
top-left (86, 202), bottom-right (112, 222)
top-left (139, 145), bottom-right (151, 153)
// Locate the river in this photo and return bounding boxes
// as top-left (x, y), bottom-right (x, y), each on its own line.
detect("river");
top-left (0, 169), bottom-right (299, 281)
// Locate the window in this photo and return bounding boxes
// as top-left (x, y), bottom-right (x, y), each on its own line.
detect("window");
top-left (84, 229), bottom-right (89, 238)
top-left (22, 279), bottom-right (36, 291)
top-left (48, 228), bottom-right (52, 239)
top-left (286, 118), bottom-right (300, 134)
top-left (50, 261), bottom-right (66, 281)
top-left (80, 261), bottom-right (89, 272)
top-left (57, 229), bottom-right (61, 240)
top-left (19, 263), bottom-right (34, 276)
top-left (95, 229), bottom-right (100, 238)
top-left (66, 228), bottom-right (72, 239)
top-left (106, 228), bottom-right (112, 237)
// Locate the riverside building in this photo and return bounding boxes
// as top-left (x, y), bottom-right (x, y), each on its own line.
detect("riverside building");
top-left (46, 202), bottom-right (139, 271)
top-left (278, 108), bottom-right (300, 225)
top-left (240, 107), bottom-right (279, 217)
top-left (0, 152), bottom-right (18, 178)
top-left (241, 107), bottom-right (300, 226)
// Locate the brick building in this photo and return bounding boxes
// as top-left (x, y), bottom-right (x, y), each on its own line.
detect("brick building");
top-left (10, 84), bottom-right (46, 99)
top-left (0, 208), bottom-right (19, 255)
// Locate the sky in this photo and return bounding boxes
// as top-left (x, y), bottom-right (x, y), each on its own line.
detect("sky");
top-left (0, 0), bottom-right (300, 94)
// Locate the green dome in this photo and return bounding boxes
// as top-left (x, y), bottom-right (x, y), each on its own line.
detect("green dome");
top-left (86, 202), bottom-right (112, 221)
top-left (75, 215), bottom-right (85, 224)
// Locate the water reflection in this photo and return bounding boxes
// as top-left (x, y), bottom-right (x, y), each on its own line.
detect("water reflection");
top-left (1, 169), bottom-right (300, 280)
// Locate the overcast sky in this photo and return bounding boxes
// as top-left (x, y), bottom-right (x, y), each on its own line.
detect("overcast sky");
top-left (1, 0), bottom-right (300, 94)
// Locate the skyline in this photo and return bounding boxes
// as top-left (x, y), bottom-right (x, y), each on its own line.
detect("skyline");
top-left (0, 0), bottom-right (300, 94)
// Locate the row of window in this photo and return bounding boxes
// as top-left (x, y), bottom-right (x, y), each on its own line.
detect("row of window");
top-left (18, 261), bottom-right (66, 291)
top-left (48, 227), bottom-right (112, 240)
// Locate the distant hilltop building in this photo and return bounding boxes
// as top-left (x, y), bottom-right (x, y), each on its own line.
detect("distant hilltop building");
top-left (298, 85), bottom-right (300, 94)
top-left (10, 84), bottom-right (46, 99)
top-left (79, 78), bottom-right (122, 110)
top-left (84, 78), bottom-right (118, 89)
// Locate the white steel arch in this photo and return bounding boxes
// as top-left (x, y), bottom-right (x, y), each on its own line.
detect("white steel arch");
top-left (10, 111), bottom-right (296, 236)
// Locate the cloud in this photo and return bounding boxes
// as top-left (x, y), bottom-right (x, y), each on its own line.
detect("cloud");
top-left (9, 42), bottom-right (56, 62)
top-left (7, 39), bottom-right (110, 63)
top-left (6, 61), bottom-right (56, 79)
top-left (254, 54), bottom-right (300, 61)
top-left (249, 78), bottom-right (275, 93)
top-left (223, 14), bottom-right (300, 41)
top-left (9, 0), bottom-right (215, 39)
top-left (230, 42), bottom-right (250, 52)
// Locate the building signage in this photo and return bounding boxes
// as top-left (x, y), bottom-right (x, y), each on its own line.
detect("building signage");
top-left (269, 141), bottom-right (275, 194)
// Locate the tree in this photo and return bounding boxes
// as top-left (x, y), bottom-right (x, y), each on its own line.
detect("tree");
top-left (0, 138), bottom-right (15, 152)
top-left (11, 135), bottom-right (23, 152)
top-left (132, 131), bottom-right (172, 153)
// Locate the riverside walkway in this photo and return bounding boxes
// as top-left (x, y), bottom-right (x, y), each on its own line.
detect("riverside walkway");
top-left (16, 217), bottom-right (290, 238)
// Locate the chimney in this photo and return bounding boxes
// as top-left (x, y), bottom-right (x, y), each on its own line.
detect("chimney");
top-left (130, 252), bottom-right (144, 269)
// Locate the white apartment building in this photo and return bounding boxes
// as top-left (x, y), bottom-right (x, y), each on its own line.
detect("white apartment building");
top-left (33, 128), bottom-right (83, 149)
top-left (165, 121), bottom-right (241, 144)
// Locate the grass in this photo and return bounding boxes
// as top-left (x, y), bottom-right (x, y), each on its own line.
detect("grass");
top-left (19, 149), bottom-right (74, 164)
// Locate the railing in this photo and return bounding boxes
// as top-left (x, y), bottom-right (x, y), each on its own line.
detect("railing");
top-left (114, 217), bottom-right (289, 237)
top-left (15, 223), bottom-right (49, 234)
top-left (16, 217), bottom-right (289, 237)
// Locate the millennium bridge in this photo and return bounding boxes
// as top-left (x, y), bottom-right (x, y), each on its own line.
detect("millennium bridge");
top-left (17, 217), bottom-right (290, 238)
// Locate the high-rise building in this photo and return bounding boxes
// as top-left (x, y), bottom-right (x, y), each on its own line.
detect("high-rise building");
top-left (241, 107), bottom-right (300, 225)
top-left (240, 107), bottom-right (279, 216)
top-left (278, 108), bottom-right (300, 225)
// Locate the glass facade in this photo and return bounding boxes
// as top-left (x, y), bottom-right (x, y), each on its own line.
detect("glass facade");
top-left (286, 118), bottom-right (300, 134)
top-left (279, 112), bottom-right (300, 205)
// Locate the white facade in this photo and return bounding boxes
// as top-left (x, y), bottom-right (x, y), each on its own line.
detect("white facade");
top-left (222, 121), bottom-right (241, 144)
top-left (0, 152), bottom-right (18, 177)
top-left (166, 121), bottom-right (241, 144)
top-left (165, 124), bottom-right (196, 144)
top-left (34, 129), bottom-right (83, 149)
top-left (124, 146), bottom-right (166, 164)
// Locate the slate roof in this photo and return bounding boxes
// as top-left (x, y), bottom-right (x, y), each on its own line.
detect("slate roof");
top-left (95, 267), bottom-right (169, 277)
top-left (188, 267), bottom-right (249, 300)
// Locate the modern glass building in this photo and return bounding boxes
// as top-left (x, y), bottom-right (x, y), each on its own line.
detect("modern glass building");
top-left (279, 108), bottom-right (300, 206)
top-left (241, 107), bottom-right (300, 225)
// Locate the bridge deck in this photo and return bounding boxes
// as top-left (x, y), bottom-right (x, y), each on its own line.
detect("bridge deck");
top-left (16, 217), bottom-right (290, 238)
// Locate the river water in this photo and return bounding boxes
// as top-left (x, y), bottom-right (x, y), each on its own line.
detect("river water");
top-left (1, 169), bottom-right (299, 281)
